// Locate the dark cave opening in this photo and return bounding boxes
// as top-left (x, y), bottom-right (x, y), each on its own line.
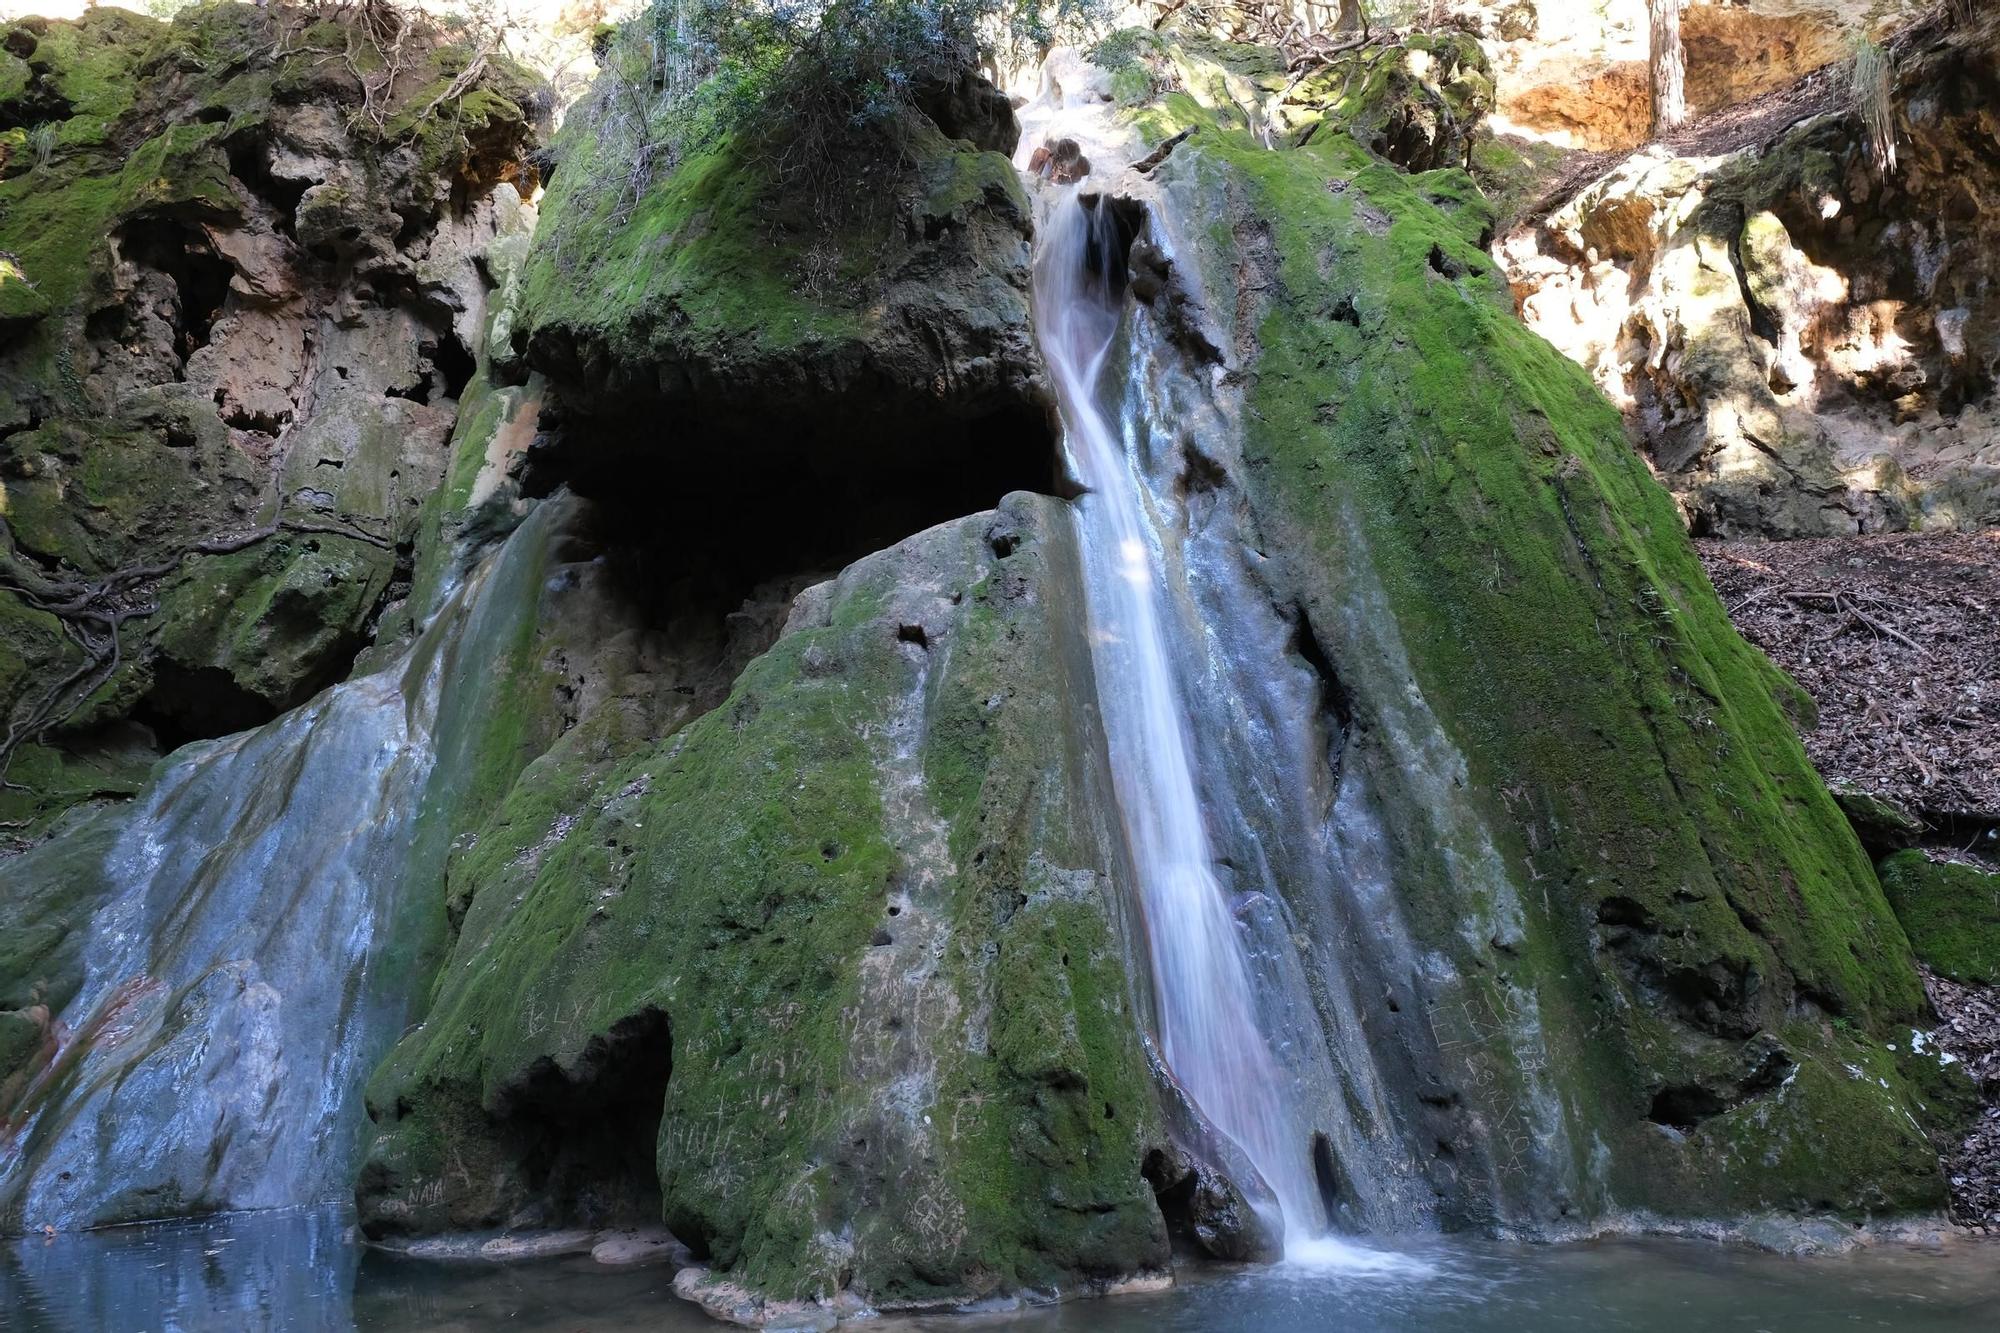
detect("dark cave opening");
top-left (1310, 1131), bottom-right (1343, 1230)
top-left (525, 395), bottom-right (1062, 637)
top-left (225, 137), bottom-right (309, 232)
top-left (115, 222), bottom-right (236, 367)
top-left (487, 1005), bottom-right (675, 1230)
top-left (130, 663), bottom-right (278, 751)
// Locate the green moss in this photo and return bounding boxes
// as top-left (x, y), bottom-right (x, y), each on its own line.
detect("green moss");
top-left (1879, 851), bottom-right (2000, 985)
top-left (27, 6), bottom-right (153, 127)
top-left (1281, 30), bottom-right (1492, 170)
top-left (1695, 1026), bottom-right (1947, 1213)
top-left (1091, 27), bottom-right (1170, 106)
top-left (518, 116), bottom-right (869, 370)
top-left (0, 116), bottom-right (236, 322)
top-left (0, 739), bottom-right (153, 845)
top-left (1469, 133), bottom-right (1570, 228)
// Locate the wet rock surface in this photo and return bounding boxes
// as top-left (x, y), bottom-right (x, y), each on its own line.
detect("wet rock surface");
top-left (357, 494), bottom-right (1173, 1304)
top-left (1128, 35), bottom-right (1953, 1229)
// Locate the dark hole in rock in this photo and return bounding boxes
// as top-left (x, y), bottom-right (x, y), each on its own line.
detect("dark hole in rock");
top-left (870, 928), bottom-right (894, 947)
top-left (524, 391), bottom-right (1057, 678)
top-left (430, 330), bottom-right (477, 401)
top-left (478, 1005), bottom-right (674, 1232)
top-left (896, 622), bottom-right (929, 649)
top-left (225, 137), bottom-right (308, 230)
top-left (1648, 1082), bottom-right (1728, 1132)
top-left (1078, 191), bottom-right (1145, 298)
top-left (1291, 603), bottom-right (1355, 775)
top-left (394, 207), bottom-right (434, 250)
top-left (1427, 243), bottom-right (1467, 280)
top-left (116, 223), bottom-right (235, 364)
top-left (131, 663), bottom-right (277, 750)
top-left (1311, 1131), bottom-right (1342, 1229)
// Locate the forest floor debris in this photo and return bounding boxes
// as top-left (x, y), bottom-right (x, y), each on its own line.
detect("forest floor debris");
top-left (1924, 967), bottom-right (2000, 1233)
top-left (1699, 530), bottom-right (2000, 833)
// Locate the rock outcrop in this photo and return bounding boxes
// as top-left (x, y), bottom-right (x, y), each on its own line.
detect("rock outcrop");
top-left (1501, 12), bottom-right (2000, 537)
top-left (1475, 0), bottom-right (1914, 151)
top-left (0, 4), bottom-right (539, 841)
top-left (1279, 29), bottom-right (1494, 172)
top-left (357, 495), bottom-right (1172, 1313)
top-left (0, 2), bottom-right (544, 1204)
top-left (1111, 33), bottom-right (1962, 1227)
top-left (511, 71), bottom-right (1051, 510)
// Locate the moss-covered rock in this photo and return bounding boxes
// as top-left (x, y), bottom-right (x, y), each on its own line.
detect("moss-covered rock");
top-left (1880, 851), bottom-right (2000, 986)
top-left (1279, 31), bottom-right (1493, 173)
top-left (358, 495), bottom-right (1170, 1310)
top-left (1130, 51), bottom-right (1943, 1222)
top-left (515, 79), bottom-right (1042, 465)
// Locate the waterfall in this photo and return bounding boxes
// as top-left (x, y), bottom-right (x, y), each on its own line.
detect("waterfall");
top-left (0, 504), bottom-right (560, 1232)
top-left (1031, 187), bottom-right (1329, 1247)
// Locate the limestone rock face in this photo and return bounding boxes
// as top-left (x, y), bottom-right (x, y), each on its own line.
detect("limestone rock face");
top-left (356, 495), bottom-right (1172, 1309)
top-left (0, 4), bottom-right (539, 839)
top-left (1500, 16), bottom-right (2000, 537)
top-left (1474, 0), bottom-right (1913, 150)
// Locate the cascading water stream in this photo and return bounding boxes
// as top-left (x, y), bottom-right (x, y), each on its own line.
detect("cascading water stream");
top-left (1029, 182), bottom-right (1327, 1249)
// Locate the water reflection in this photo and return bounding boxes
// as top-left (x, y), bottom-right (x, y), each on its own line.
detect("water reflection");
top-left (4, 1206), bottom-right (1996, 1332)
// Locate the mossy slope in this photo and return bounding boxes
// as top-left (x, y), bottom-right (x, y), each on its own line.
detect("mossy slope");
top-left (1137, 67), bottom-right (1946, 1221)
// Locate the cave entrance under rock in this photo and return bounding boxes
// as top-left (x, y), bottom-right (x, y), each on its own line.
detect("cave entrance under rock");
top-left (525, 394), bottom-right (1064, 654)
top-left (486, 1005), bottom-right (675, 1231)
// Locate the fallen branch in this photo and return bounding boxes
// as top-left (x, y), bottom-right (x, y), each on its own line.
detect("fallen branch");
top-left (1782, 589), bottom-right (1924, 652)
top-left (1134, 126), bottom-right (1197, 174)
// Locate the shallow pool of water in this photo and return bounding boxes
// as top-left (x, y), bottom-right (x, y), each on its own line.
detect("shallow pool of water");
top-left (4, 1207), bottom-right (1996, 1332)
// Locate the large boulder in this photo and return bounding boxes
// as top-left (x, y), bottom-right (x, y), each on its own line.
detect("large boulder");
top-left (512, 77), bottom-right (1050, 505)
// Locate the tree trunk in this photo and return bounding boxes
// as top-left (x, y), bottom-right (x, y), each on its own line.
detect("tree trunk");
top-left (1334, 1), bottom-right (1366, 35)
top-left (1649, 0), bottom-right (1688, 135)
